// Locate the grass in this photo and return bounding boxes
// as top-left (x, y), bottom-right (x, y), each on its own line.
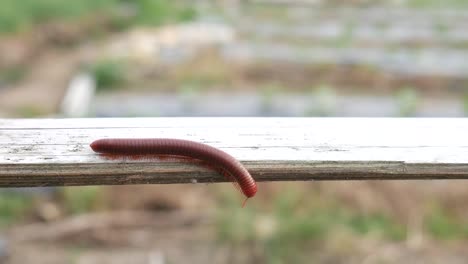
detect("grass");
top-left (0, 187), bottom-right (104, 230)
top-left (216, 186), bottom-right (406, 263)
top-left (426, 206), bottom-right (468, 240)
top-left (463, 92), bottom-right (468, 116)
top-left (174, 54), bottom-right (232, 91)
top-left (0, 0), bottom-right (119, 33)
top-left (407, 0), bottom-right (468, 8)
top-left (247, 4), bottom-right (290, 22)
top-left (61, 186), bottom-right (104, 214)
top-left (90, 59), bottom-right (127, 91)
top-left (0, 66), bottom-right (27, 84)
top-left (216, 183), bottom-right (468, 263)
top-left (348, 214), bottom-right (406, 241)
top-left (304, 85), bottom-right (337, 117)
top-left (0, 192), bottom-right (33, 228)
top-left (260, 83), bottom-right (282, 115)
top-left (16, 105), bottom-right (48, 117)
top-left (334, 22), bottom-right (355, 48)
top-left (217, 185), bottom-right (468, 262)
top-left (0, 0), bottom-right (197, 34)
top-left (133, 0), bottom-right (196, 26)
top-left (395, 86), bottom-right (419, 117)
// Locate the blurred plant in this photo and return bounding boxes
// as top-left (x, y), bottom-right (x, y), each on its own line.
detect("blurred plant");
top-left (334, 21), bottom-right (355, 48)
top-left (217, 191), bottom-right (256, 243)
top-left (426, 206), bottom-right (468, 240)
top-left (260, 83), bottom-right (281, 115)
top-left (177, 70), bottom-right (228, 89)
top-left (67, 247), bottom-right (86, 264)
top-left (0, 0), bottom-right (197, 34)
top-left (395, 86), bottom-right (419, 117)
top-left (130, 0), bottom-right (196, 26)
top-left (90, 59), bottom-right (126, 91)
top-left (304, 85), bottom-right (337, 117)
top-left (247, 5), bottom-right (289, 21)
top-left (175, 54), bottom-right (230, 89)
top-left (178, 84), bottom-right (200, 97)
top-left (375, 20), bottom-right (390, 32)
top-left (463, 92), bottom-right (468, 116)
top-left (0, 66), bottom-right (26, 85)
top-left (348, 214), bottom-right (406, 240)
top-left (0, 192), bottom-right (33, 228)
top-left (177, 84), bottom-right (199, 114)
top-left (216, 186), bottom-right (406, 263)
top-left (16, 105), bottom-right (47, 118)
top-left (434, 20), bottom-right (449, 37)
top-left (61, 186), bottom-right (104, 214)
top-left (0, 0), bottom-right (120, 33)
top-left (407, 0), bottom-right (468, 8)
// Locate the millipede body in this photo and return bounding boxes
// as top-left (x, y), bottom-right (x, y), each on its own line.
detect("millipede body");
top-left (90, 138), bottom-right (257, 198)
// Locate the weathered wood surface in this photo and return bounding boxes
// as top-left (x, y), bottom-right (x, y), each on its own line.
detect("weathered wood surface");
top-left (1, 118), bottom-right (468, 187)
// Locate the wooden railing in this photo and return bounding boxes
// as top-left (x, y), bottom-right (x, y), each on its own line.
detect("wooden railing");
top-left (1, 118), bottom-right (467, 187)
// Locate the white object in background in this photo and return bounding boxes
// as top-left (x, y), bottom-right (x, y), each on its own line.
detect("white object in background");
top-left (60, 72), bottom-right (95, 117)
top-left (148, 251), bottom-right (165, 264)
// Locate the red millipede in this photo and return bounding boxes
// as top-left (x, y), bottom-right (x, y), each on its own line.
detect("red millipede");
top-left (90, 138), bottom-right (257, 203)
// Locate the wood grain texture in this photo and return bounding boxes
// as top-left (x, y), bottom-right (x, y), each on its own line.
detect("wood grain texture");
top-left (1, 118), bottom-right (468, 187)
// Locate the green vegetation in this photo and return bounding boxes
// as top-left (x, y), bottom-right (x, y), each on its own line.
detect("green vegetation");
top-left (395, 86), bottom-right (419, 117)
top-left (218, 193), bottom-right (257, 243)
top-left (16, 105), bottom-right (47, 117)
top-left (407, 0), bottom-right (468, 8)
top-left (133, 0), bottom-right (196, 26)
top-left (463, 92), bottom-right (468, 116)
top-left (348, 214), bottom-right (406, 241)
top-left (0, 66), bottom-right (27, 84)
top-left (175, 55), bottom-right (231, 90)
top-left (260, 83), bottom-right (282, 114)
top-left (247, 5), bottom-right (290, 21)
top-left (66, 247), bottom-right (86, 264)
top-left (0, 0), bottom-right (118, 33)
top-left (334, 22), bottom-right (355, 48)
top-left (434, 20), bottom-right (449, 36)
top-left (216, 187), bottom-right (406, 263)
top-left (0, 0), bottom-right (197, 34)
top-left (0, 187), bottom-right (106, 230)
top-left (426, 206), bottom-right (468, 240)
top-left (217, 184), bottom-right (468, 263)
top-left (90, 59), bottom-right (127, 91)
top-left (304, 85), bottom-right (337, 116)
top-left (62, 186), bottom-right (104, 214)
top-left (0, 192), bottom-right (33, 227)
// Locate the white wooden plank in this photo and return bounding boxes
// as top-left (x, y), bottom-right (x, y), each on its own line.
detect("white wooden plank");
top-left (0, 118), bottom-right (468, 187)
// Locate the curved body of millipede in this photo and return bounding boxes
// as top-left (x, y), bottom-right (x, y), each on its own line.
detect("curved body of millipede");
top-left (90, 138), bottom-right (257, 199)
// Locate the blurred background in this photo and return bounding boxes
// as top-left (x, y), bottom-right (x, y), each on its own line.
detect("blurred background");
top-left (1, 0), bottom-right (468, 263)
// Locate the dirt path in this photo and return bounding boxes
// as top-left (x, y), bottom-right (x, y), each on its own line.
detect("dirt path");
top-left (0, 44), bottom-right (96, 117)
